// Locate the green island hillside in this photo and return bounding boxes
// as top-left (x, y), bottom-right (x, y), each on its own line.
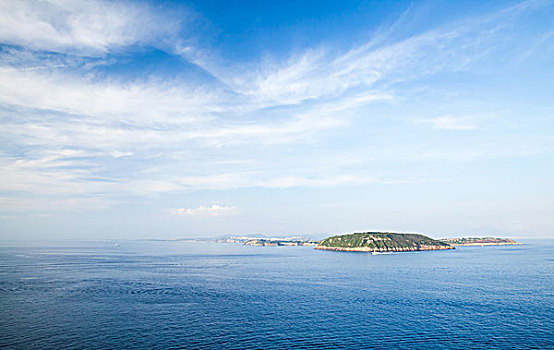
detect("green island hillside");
top-left (316, 232), bottom-right (454, 252)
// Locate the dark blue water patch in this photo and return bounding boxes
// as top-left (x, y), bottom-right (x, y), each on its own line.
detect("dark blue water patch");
top-left (0, 240), bottom-right (553, 349)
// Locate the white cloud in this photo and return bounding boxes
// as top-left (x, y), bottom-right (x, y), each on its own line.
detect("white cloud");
top-left (188, 13), bottom-right (495, 108)
top-left (1, 0), bottom-right (551, 214)
top-left (170, 204), bottom-right (239, 217)
top-left (0, 0), bottom-right (182, 55)
top-left (0, 67), bottom-right (221, 124)
top-left (173, 173), bottom-right (433, 190)
top-left (0, 195), bottom-right (114, 212)
top-left (415, 115), bottom-right (477, 130)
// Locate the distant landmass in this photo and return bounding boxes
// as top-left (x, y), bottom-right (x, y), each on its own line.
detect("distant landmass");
top-left (440, 237), bottom-right (522, 246)
top-left (213, 234), bottom-right (522, 250)
top-left (316, 232), bottom-right (453, 252)
top-left (216, 236), bottom-right (319, 246)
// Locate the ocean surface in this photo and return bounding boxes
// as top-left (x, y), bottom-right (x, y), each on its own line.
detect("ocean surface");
top-left (0, 239), bottom-right (552, 349)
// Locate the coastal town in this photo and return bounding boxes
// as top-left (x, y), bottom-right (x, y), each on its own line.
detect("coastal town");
top-left (440, 237), bottom-right (523, 246)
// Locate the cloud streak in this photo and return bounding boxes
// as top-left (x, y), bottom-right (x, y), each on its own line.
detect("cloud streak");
top-left (1, 0), bottom-right (552, 213)
top-left (0, 0), bottom-right (183, 55)
top-left (415, 115), bottom-right (477, 131)
top-left (170, 204), bottom-right (239, 217)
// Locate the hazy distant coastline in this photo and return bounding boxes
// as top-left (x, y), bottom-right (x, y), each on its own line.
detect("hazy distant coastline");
top-left (210, 233), bottom-right (524, 253)
top-left (440, 237), bottom-right (522, 246)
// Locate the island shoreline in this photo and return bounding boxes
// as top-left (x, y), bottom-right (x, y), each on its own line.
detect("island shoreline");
top-left (315, 245), bottom-right (454, 253)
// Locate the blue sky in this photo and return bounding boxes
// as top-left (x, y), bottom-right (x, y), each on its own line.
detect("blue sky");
top-left (1, 0), bottom-right (553, 240)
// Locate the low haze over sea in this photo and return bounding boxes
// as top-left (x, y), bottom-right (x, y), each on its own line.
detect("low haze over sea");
top-left (1, 240), bottom-right (552, 349)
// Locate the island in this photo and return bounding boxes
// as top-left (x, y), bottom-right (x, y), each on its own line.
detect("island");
top-left (440, 237), bottom-right (522, 246)
top-left (316, 232), bottom-right (454, 252)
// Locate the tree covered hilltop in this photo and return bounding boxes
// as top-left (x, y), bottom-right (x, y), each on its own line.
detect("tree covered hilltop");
top-left (316, 232), bottom-right (453, 252)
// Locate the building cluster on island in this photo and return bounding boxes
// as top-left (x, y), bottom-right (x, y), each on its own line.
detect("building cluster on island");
top-left (216, 232), bottom-right (521, 253)
top-left (439, 237), bottom-right (522, 246)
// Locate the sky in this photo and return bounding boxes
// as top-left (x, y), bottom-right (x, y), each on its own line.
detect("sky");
top-left (0, 0), bottom-right (553, 240)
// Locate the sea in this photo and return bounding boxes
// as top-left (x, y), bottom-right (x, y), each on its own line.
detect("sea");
top-left (0, 239), bottom-right (552, 349)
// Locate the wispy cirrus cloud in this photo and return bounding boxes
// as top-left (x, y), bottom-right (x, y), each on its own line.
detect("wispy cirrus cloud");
top-left (0, 0), bottom-right (183, 55)
top-left (1, 0), bottom-right (552, 214)
top-left (185, 1), bottom-right (541, 109)
top-left (415, 115), bottom-right (477, 131)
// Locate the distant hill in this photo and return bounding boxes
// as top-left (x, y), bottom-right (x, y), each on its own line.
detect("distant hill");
top-left (316, 232), bottom-right (453, 252)
top-left (440, 237), bottom-right (522, 246)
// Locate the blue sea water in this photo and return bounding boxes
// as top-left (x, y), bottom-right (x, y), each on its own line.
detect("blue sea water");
top-left (0, 239), bottom-right (552, 349)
